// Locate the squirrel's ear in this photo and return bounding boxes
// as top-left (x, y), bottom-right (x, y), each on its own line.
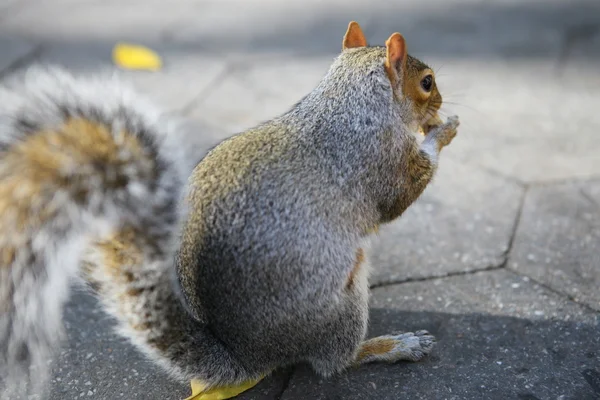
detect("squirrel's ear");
top-left (385, 33), bottom-right (407, 85)
top-left (343, 21), bottom-right (367, 50)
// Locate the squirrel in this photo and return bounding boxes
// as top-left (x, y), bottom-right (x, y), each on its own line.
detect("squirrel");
top-left (0, 21), bottom-right (459, 400)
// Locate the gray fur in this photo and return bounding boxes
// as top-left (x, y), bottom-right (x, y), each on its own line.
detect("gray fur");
top-left (177, 46), bottom-right (458, 382)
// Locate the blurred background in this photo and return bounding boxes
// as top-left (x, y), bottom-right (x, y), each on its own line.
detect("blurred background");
top-left (1, 0), bottom-right (599, 399)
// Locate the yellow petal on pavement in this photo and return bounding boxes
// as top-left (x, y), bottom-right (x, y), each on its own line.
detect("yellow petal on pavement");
top-left (184, 377), bottom-right (265, 400)
top-left (112, 43), bottom-right (162, 71)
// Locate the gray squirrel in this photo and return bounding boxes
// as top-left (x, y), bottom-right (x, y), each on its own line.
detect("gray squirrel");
top-left (0, 21), bottom-right (459, 399)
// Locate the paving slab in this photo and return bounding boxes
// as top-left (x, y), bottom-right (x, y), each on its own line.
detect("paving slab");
top-left (425, 58), bottom-right (600, 184)
top-left (0, 0), bottom-right (22, 15)
top-left (120, 53), bottom-right (227, 113)
top-left (509, 181), bottom-right (600, 311)
top-left (52, 272), bottom-right (600, 400)
top-left (282, 270), bottom-right (600, 400)
top-left (369, 156), bottom-right (523, 284)
top-left (188, 56), bottom-right (333, 133)
top-left (50, 288), bottom-right (292, 400)
top-left (559, 21), bottom-right (600, 76)
top-left (35, 44), bottom-right (228, 113)
top-left (0, 1), bottom-right (183, 43)
top-left (583, 183), bottom-right (600, 206)
top-left (34, 43), bottom-right (112, 73)
top-left (49, 289), bottom-right (186, 400)
top-left (166, 0), bottom-right (598, 61)
top-left (0, 36), bottom-right (37, 76)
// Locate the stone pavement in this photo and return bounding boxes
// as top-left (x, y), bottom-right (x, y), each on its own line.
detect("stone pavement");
top-left (1, 0), bottom-right (600, 399)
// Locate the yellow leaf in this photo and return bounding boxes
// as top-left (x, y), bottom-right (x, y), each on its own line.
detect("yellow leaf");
top-left (184, 377), bottom-right (264, 400)
top-left (112, 43), bottom-right (162, 71)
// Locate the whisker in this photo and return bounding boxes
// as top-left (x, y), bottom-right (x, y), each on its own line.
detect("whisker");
top-left (441, 93), bottom-right (468, 100)
top-left (441, 101), bottom-right (482, 114)
top-left (420, 108), bottom-right (437, 125)
top-left (438, 105), bottom-right (489, 127)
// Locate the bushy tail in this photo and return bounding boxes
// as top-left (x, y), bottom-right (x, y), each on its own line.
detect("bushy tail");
top-left (0, 65), bottom-right (185, 399)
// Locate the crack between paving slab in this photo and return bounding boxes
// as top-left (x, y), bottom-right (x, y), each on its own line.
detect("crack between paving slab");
top-left (471, 172), bottom-right (600, 190)
top-left (370, 262), bottom-right (506, 289)
top-left (478, 166), bottom-right (527, 188)
top-left (372, 184), bottom-right (529, 290)
top-left (580, 188), bottom-right (600, 210)
top-left (464, 161), bottom-right (528, 188)
top-left (556, 23), bottom-right (600, 75)
top-left (447, 153), bottom-right (527, 188)
top-left (506, 268), bottom-right (600, 314)
top-left (502, 184), bottom-right (600, 314)
top-left (0, 43), bottom-right (43, 79)
top-left (529, 175), bottom-right (600, 189)
top-left (0, 0), bottom-right (32, 23)
top-left (180, 63), bottom-right (237, 116)
top-left (500, 184), bottom-right (528, 264)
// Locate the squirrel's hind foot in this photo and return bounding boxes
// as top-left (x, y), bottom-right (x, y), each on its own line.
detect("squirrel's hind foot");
top-left (356, 330), bottom-right (436, 364)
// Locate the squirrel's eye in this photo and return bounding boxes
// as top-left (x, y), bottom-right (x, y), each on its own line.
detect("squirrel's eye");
top-left (420, 75), bottom-right (433, 92)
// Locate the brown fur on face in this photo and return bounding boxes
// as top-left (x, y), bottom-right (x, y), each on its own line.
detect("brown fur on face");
top-left (403, 55), bottom-right (443, 135)
top-left (382, 31), bottom-right (443, 135)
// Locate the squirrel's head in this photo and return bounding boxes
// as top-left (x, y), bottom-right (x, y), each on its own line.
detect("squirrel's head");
top-left (341, 21), bottom-right (443, 135)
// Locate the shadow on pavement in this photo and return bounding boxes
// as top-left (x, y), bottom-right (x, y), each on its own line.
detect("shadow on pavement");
top-left (51, 291), bottom-right (600, 400)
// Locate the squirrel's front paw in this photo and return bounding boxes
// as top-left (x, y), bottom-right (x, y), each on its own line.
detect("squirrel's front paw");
top-left (430, 115), bottom-right (460, 149)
